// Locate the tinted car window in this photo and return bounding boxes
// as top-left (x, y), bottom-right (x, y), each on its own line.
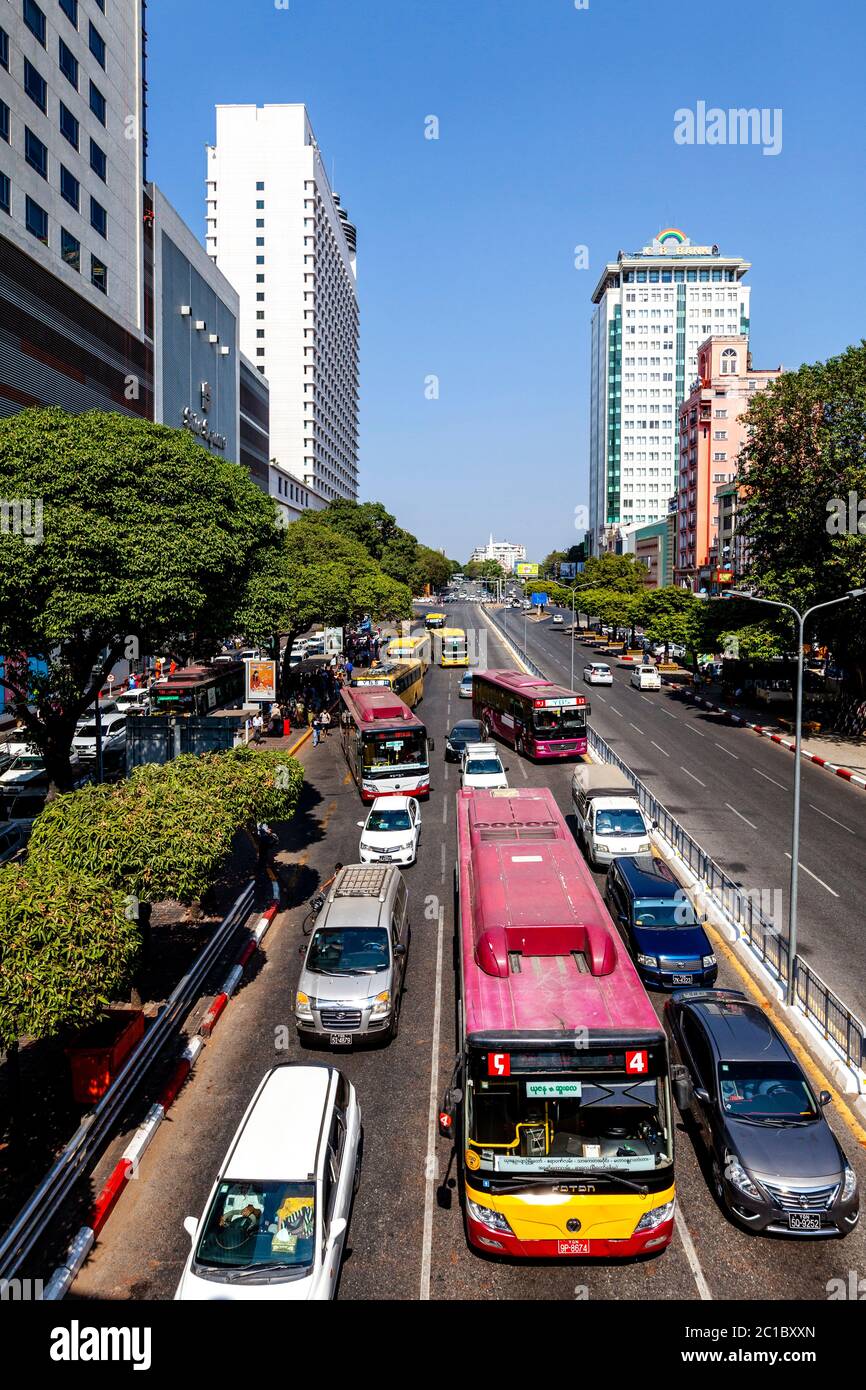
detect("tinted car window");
top-left (681, 1014), bottom-right (714, 1092)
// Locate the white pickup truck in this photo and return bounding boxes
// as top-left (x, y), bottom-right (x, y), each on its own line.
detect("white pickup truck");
top-left (571, 764), bottom-right (654, 869)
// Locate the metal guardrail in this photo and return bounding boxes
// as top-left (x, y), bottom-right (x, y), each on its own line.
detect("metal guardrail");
top-left (0, 879), bottom-right (256, 1282)
top-left (488, 606), bottom-right (866, 1079)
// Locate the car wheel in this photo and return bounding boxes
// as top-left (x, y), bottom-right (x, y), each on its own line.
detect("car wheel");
top-left (711, 1158), bottom-right (727, 1207)
top-left (516, 735), bottom-right (525, 757)
top-left (389, 994), bottom-right (401, 1042)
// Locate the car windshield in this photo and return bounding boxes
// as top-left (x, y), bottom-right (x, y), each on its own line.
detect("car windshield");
top-left (634, 898), bottom-right (697, 927)
top-left (195, 1180), bottom-right (316, 1273)
top-left (7, 754), bottom-right (44, 769)
top-left (466, 759), bottom-right (503, 776)
top-left (718, 1061), bottom-right (818, 1122)
top-left (307, 927), bottom-right (390, 974)
top-left (367, 809), bottom-right (411, 832)
top-left (451, 725), bottom-right (481, 742)
top-left (532, 707), bottom-right (586, 736)
top-left (594, 809), bottom-right (646, 836)
top-left (75, 725), bottom-right (98, 739)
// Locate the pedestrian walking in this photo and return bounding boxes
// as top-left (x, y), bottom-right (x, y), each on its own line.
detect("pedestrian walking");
top-left (312, 713), bottom-right (322, 747)
top-left (252, 711), bottom-right (264, 745)
top-left (321, 708), bottom-right (332, 739)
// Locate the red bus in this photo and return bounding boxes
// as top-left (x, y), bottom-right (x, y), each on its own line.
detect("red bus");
top-left (440, 786), bottom-right (675, 1259)
top-left (339, 685), bottom-right (432, 802)
top-left (472, 669), bottom-right (589, 758)
top-left (150, 662), bottom-right (245, 715)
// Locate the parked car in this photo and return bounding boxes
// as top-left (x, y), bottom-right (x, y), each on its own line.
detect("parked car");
top-left (583, 662), bottom-right (613, 686)
top-left (631, 665), bottom-right (662, 691)
top-left (0, 820), bottom-right (30, 864)
top-left (458, 671), bottom-right (474, 700)
top-left (357, 796), bottom-right (421, 866)
top-left (444, 718), bottom-right (485, 762)
top-left (72, 712), bottom-right (128, 759)
top-left (666, 989), bottom-right (859, 1237)
top-left (605, 855), bottom-right (716, 990)
top-left (295, 864), bottom-right (409, 1046)
top-left (460, 743), bottom-right (508, 790)
top-left (175, 1063), bottom-right (361, 1301)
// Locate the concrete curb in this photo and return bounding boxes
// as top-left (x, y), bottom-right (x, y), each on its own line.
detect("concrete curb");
top-left (686, 691), bottom-right (866, 790)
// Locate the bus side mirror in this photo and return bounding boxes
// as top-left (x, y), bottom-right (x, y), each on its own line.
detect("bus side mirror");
top-left (438, 1086), bottom-right (463, 1138)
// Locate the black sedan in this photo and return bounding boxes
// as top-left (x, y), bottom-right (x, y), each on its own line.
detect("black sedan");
top-left (444, 719), bottom-right (485, 763)
top-left (666, 989), bottom-right (859, 1237)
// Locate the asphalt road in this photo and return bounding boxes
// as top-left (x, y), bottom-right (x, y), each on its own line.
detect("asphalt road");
top-left (497, 600), bottom-right (866, 1027)
top-left (68, 608), bottom-right (866, 1302)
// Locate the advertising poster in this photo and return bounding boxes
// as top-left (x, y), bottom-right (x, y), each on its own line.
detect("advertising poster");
top-left (245, 659), bottom-right (277, 703)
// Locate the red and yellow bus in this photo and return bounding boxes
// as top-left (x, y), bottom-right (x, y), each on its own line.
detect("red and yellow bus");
top-left (349, 660), bottom-right (424, 709)
top-left (472, 669), bottom-right (589, 759)
top-left (440, 786), bottom-right (675, 1259)
top-left (339, 685), bottom-right (432, 801)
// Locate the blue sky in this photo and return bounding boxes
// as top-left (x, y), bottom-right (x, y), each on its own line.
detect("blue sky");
top-left (149, 0), bottom-right (866, 564)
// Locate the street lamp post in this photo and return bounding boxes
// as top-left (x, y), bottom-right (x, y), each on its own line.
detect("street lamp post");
top-left (725, 588), bottom-right (865, 1005)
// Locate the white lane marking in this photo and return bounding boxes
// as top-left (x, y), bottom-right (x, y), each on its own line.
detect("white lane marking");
top-left (440, 843), bottom-right (446, 880)
top-left (715, 742), bottom-right (739, 760)
top-left (809, 803), bottom-right (854, 835)
top-left (640, 695), bottom-right (653, 705)
top-left (675, 1206), bottom-right (713, 1301)
top-left (444, 762), bottom-right (449, 781)
top-left (594, 693), bottom-right (607, 703)
top-left (682, 723), bottom-right (706, 738)
top-left (420, 904), bottom-right (446, 1302)
top-left (753, 766), bottom-right (788, 791)
top-left (610, 705), bottom-right (623, 718)
top-left (518, 758), bottom-right (528, 780)
top-left (442, 798), bottom-right (447, 824)
top-left (725, 802), bottom-right (758, 830)
top-left (629, 723), bottom-right (645, 735)
top-left (661, 709), bottom-right (677, 719)
top-left (651, 741), bottom-right (670, 757)
top-left (680, 766), bottom-right (706, 787)
top-left (784, 853), bottom-right (839, 898)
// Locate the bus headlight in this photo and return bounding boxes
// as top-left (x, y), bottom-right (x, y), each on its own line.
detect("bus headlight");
top-left (636, 953), bottom-right (658, 968)
top-left (633, 1199), bottom-right (675, 1233)
top-left (295, 991), bottom-right (314, 1022)
top-left (369, 990), bottom-right (391, 1020)
top-left (702, 954), bottom-right (716, 969)
top-left (466, 1198), bottom-right (514, 1235)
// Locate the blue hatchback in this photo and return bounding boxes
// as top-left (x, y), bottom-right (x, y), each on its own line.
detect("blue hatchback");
top-left (606, 855), bottom-right (717, 991)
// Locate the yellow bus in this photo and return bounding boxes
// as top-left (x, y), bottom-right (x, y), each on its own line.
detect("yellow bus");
top-left (386, 632), bottom-right (431, 672)
top-left (440, 627), bottom-right (469, 667)
top-left (349, 660), bottom-right (425, 709)
top-left (425, 611), bottom-right (447, 630)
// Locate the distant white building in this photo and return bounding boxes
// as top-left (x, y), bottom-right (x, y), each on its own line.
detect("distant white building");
top-left (470, 535), bottom-right (527, 572)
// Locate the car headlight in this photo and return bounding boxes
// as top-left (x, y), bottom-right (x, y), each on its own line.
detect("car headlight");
top-left (841, 1165), bottom-right (858, 1203)
top-left (295, 991), bottom-right (314, 1021)
top-left (725, 1152), bottom-right (762, 1199)
top-left (369, 990), bottom-right (391, 1020)
top-left (466, 1197), bottom-right (514, 1235)
top-left (633, 1198), bottom-right (675, 1233)
top-left (702, 954), bottom-right (716, 969)
top-left (636, 953), bottom-right (659, 968)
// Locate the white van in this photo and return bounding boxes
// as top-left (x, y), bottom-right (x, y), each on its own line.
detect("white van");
top-left (631, 665), bottom-right (662, 691)
top-left (571, 764), bottom-right (653, 868)
top-left (115, 687), bottom-right (151, 715)
top-left (461, 743), bottom-right (509, 790)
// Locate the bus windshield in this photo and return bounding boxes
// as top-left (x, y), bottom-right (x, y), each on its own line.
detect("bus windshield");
top-left (468, 1059), bottom-right (672, 1175)
top-left (362, 729), bottom-right (426, 771)
top-left (531, 706), bottom-right (587, 737)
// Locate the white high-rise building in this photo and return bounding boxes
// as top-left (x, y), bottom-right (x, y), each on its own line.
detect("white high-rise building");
top-left (588, 230), bottom-right (752, 550)
top-left (469, 535), bottom-right (527, 572)
top-left (206, 105), bottom-right (359, 507)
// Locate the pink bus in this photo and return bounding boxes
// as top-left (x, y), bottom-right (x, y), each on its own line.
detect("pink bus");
top-left (471, 669), bottom-right (589, 759)
top-left (440, 786), bottom-right (675, 1259)
top-left (339, 685), bottom-right (432, 801)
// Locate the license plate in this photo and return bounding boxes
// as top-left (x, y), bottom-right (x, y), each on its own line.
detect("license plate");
top-left (377, 854), bottom-right (393, 862)
top-left (557, 1239), bottom-right (590, 1256)
top-left (787, 1212), bottom-right (822, 1231)
top-left (329, 1033), bottom-right (353, 1047)
top-left (672, 974), bottom-right (694, 985)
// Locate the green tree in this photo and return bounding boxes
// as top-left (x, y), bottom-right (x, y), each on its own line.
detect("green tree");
top-left (575, 553), bottom-right (646, 594)
top-left (411, 545), bottom-right (452, 595)
top-left (304, 499), bottom-right (400, 561)
top-left (637, 587), bottom-right (703, 659)
top-left (0, 409), bottom-right (282, 794)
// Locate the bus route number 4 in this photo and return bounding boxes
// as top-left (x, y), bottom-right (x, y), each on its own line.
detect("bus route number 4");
top-left (626, 1050), bottom-right (648, 1075)
top-left (488, 1052), bottom-right (511, 1077)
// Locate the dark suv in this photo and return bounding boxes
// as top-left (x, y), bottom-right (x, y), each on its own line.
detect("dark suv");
top-left (666, 989), bottom-right (859, 1237)
top-left (605, 855), bottom-right (716, 991)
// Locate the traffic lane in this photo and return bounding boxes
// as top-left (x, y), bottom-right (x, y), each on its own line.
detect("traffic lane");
top-left (71, 724), bottom-right (444, 1302)
top-left (522, 618), bottom-right (866, 1021)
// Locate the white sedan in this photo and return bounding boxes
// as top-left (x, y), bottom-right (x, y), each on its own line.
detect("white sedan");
top-left (551, 614), bottom-right (564, 625)
top-left (357, 795), bottom-right (421, 865)
top-left (583, 663), bottom-right (613, 686)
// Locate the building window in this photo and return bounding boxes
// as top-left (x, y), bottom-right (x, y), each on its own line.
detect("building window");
top-left (256, 273), bottom-right (264, 283)
top-left (24, 0), bottom-right (47, 47)
top-left (256, 310), bottom-right (264, 320)
top-left (61, 225), bottom-right (79, 270)
top-left (58, 0), bottom-right (78, 26)
top-left (58, 37), bottom-right (78, 88)
top-left (255, 180), bottom-right (264, 190)
top-left (720, 348), bottom-right (738, 375)
top-left (59, 100), bottom-right (79, 148)
top-left (88, 21), bottom-right (105, 67)
top-left (25, 194), bottom-right (48, 244)
top-left (256, 347), bottom-right (265, 357)
top-left (255, 218), bottom-right (264, 228)
top-left (24, 57), bottom-right (48, 110)
top-left (256, 254), bottom-right (264, 264)
top-left (25, 127), bottom-right (48, 179)
top-left (90, 254), bottom-right (107, 293)
top-left (90, 137), bottom-right (106, 180)
top-left (0, 172), bottom-right (9, 214)
top-left (94, 0), bottom-right (104, 10)
top-left (0, 27), bottom-right (8, 68)
top-left (256, 199), bottom-right (264, 210)
top-left (255, 236), bottom-right (264, 246)
top-left (0, 102), bottom-right (9, 143)
top-left (257, 366), bottom-right (264, 374)
top-left (256, 292), bottom-right (264, 301)
top-left (60, 163), bottom-right (79, 209)
top-left (89, 81), bottom-right (106, 124)
top-left (256, 329), bottom-right (265, 338)
top-left (90, 195), bottom-right (106, 237)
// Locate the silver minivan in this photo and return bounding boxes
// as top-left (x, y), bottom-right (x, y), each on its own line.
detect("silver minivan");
top-left (295, 865), bottom-right (409, 1047)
